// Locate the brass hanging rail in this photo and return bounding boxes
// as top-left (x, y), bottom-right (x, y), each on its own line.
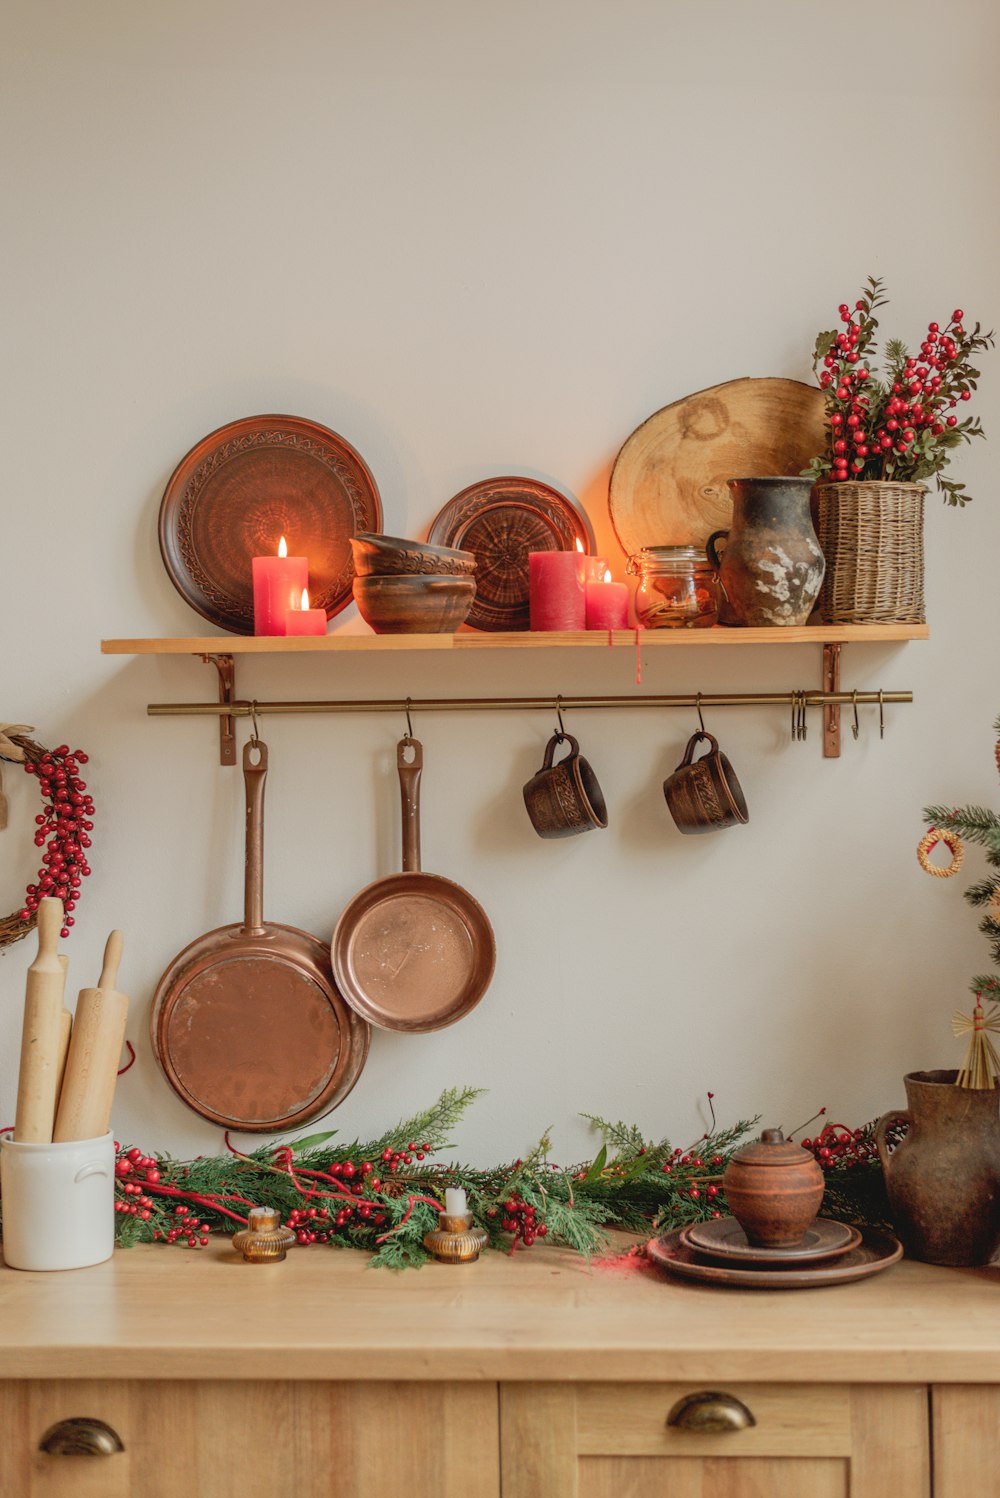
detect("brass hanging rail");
top-left (149, 690), bottom-right (911, 716)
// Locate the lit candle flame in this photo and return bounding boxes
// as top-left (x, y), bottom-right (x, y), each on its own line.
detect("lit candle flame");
top-left (603, 568), bottom-right (612, 584)
top-left (277, 536), bottom-right (288, 558)
top-left (575, 538), bottom-right (585, 554)
top-left (300, 587), bottom-right (310, 610)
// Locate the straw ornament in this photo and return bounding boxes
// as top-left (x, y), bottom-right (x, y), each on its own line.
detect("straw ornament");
top-left (952, 1001), bottom-right (1000, 1091)
top-left (917, 826), bottom-right (964, 877)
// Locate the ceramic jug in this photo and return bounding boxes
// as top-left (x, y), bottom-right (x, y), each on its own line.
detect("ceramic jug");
top-left (707, 476), bottom-right (824, 626)
top-left (875, 1069), bottom-right (1000, 1266)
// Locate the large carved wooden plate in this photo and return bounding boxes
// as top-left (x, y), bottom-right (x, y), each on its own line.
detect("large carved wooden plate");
top-left (159, 415), bottom-right (382, 634)
top-left (427, 476), bottom-right (595, 631)
top-left (609, 378), bottom-right (826, 557)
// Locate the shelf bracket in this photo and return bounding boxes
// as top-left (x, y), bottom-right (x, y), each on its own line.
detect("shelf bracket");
top-left (823, 643), bottom-right (841, 759)
top-left (201, 654), bottom-right (236, 765)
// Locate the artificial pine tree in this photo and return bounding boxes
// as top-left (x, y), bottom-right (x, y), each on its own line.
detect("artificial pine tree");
top-left (921, 711), bottom-right (1000, 1087)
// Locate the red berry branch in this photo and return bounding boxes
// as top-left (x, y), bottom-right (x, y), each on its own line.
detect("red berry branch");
top-left (806, 276), bottom-right (994, 505)
top-left (0, 736), bottom-right (94, 950)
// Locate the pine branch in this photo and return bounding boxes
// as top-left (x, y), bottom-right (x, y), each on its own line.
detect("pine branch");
top-left (965, 878), bottom-right (1000, 907)
top-left (924, 804), bottom-right (1000, 846)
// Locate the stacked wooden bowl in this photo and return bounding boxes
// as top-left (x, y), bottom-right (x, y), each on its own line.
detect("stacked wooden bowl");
top-left (350, 534), bottom-right (477, 633)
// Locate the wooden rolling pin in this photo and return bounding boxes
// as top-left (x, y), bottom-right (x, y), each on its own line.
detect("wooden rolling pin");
top-left (53, 930), bottom-right (129, 1143)
top-left (14, 899), bottom-right (68, 1142)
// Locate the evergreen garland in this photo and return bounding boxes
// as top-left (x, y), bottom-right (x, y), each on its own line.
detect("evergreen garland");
top-left (38, 1089), bottom-right (895, 1269)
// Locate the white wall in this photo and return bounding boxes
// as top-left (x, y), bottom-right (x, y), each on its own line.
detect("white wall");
top-left (2, 0), bottom-right (998, 1164)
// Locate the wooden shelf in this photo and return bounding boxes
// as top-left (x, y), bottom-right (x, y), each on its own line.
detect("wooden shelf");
top-left (102, 624), bottom-right (929, 655)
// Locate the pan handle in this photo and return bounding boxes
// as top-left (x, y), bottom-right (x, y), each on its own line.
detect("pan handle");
top-left (243, 739), bottom-right (268, 935)
top-left (397, 737), bottom-right (423, 874)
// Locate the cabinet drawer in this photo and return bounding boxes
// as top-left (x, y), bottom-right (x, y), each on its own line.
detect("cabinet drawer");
top-left (575, 1381), bottom-right (851, 1457)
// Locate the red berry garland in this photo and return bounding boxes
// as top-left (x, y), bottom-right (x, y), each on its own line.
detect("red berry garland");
top-left (0, 735), bottom-right (94, 950)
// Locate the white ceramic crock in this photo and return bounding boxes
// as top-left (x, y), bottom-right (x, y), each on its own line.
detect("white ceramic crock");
top-left (0, 1130), bottom-right (115, 1270)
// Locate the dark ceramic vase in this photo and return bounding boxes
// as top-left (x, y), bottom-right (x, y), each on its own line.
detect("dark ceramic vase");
top-left (707, 476), bottom-right (824, 626)
top-left (876, 1069), bottom-right (1000, 1266)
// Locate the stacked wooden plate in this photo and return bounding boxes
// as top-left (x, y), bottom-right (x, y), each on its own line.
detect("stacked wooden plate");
top-left (647, 1215), bottom-right (902, 1289)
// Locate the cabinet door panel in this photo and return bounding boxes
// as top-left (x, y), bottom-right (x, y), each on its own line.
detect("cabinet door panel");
top-left (0, 1380), bottom-right (499, 1498)
top-left (933, 1386), bottom-right (1000, 1495)
top-left (501, 1383), bottom-right (928, 1498)
top-left (579, 1455), bottom-right (847, 1498)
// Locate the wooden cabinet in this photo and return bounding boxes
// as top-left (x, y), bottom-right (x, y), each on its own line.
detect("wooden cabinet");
top-left (0, 1242), bottom-right (997, 1497)
top-left (0, 1380), bottom-right (498, 1498)
top-left (501, 1382), bottom-right (929, 1498)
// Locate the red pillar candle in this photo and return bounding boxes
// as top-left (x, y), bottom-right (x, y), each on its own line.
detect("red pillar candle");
top-left (585, 568), bottom-right (629, 630)
top-left (252, 536), bottom-right (308, 636)
top-left (285, 587), bottom-right (327, 636)
top-left (529, 550), bottom-right (588, 631)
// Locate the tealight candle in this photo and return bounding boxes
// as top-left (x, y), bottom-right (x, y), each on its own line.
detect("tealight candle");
top-left (252, 536), bottom-right (308, 636)
top-left (585, 568), bottom-right (629, 630)
top-left (285, 587), bottom-right (327, 636)
top-left (444, 1187), bottom-right (468, 1218)
top-left (529, 544), bottom-right (588, 631)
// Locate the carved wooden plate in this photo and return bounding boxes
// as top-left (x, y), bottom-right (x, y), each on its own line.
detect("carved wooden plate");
top-left (159, 415), bottom-right (382, 634)
top-left (427, 476), bottom-right (595, 631)
top-left (609, 378), bottom-right (826, 557)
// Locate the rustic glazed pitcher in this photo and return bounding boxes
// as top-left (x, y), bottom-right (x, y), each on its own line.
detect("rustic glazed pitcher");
top-left (875, 1069), bottom-right (1000, 1266)
top-left (707, 476), bottom-right (824, 626)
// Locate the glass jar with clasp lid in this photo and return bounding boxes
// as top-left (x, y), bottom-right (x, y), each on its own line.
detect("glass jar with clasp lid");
top-left (626, 545), bottom-right (720, 628)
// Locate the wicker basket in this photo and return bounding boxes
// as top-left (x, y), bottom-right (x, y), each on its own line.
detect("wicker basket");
top-left (814, 480), bottom-right (926, 624)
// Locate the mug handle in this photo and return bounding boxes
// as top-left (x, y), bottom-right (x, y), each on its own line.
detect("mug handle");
top-left (874, 1109), bottom-right (910, 1176)
top-left (679, 731), bottom-right (718, 767)
top-left (706, 530), bottom-right (728, 568)
top-left (542, 732), bottom-right (579, 770)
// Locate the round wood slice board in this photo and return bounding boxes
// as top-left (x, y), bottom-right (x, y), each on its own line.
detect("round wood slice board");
top-left (427, 476), bottom-right (595, 631)
top-left (609, 378), bottom-right (826, 557)
top-left (159, 414), bottom-right (383, 634)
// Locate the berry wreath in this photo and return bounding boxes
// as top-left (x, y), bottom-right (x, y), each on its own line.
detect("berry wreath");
top-left (0, 729), bottom-right (94, 951)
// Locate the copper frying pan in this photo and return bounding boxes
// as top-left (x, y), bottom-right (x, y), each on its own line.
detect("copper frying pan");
top-left (151, 739), bottom-right (370, 1131)
top-left (331, 738), bottom-right (496, 1032)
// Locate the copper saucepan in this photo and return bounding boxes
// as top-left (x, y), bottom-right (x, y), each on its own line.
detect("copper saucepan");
top-left (331, 738), bottom-right (496, 1032)
top-left (151, 739), bottom-right (370, 1131)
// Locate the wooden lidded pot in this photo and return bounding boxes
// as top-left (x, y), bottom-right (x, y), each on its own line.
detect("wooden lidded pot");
top-left (722, 1128), bottom-right (825, 1247)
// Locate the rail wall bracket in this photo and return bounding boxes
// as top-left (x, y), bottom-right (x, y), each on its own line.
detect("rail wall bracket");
top-left (201, 654), bottom-right (236, 765)
top-left (823, 643), bottom-right (842, 759)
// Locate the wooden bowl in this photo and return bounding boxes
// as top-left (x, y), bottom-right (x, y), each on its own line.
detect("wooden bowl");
top-left (353, 574), bottom-right (477, 634)
top-left (350, 533), bottom-right (476, 578)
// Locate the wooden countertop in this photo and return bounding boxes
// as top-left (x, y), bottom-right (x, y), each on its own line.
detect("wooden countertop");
top-left (1, 1239), bottom-right (998, 1384)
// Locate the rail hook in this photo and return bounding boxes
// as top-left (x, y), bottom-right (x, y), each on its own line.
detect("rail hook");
top-left (852, 690), bottom-right (861, 741)
top-left (695, 692), bottom-right (706, 736)
top-left (404, 697), bottom-right (414, 742)
top-left (879, 689), bottom-right (885, 741)
top-left (249, 701), bottom-right (261, 745)
top-left (555, 695), bottom-right (567, 740)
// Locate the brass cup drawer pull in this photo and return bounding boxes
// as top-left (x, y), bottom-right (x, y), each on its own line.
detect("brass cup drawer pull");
top-left (39, 1418), bottom-right (125, 1455)
top-left (666, 1391), bottom-right (756, 1433)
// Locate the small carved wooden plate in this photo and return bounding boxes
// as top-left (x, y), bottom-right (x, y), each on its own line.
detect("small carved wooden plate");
top-left (647, 1227), bottom-right (902, 1290)
top-left (609, 378), bottom-right (826, 556)
top-left (681, 1216), bottom-right (862, 1265)
top-left (159, 415), bottom-right (382, 634)
top-left (427, 476), bottom-right (595, 631)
